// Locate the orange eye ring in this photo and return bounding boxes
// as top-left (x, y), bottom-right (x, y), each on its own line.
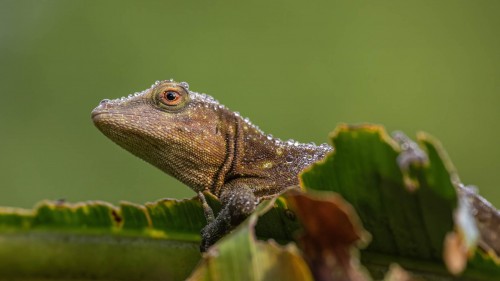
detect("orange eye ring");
top-left (160, 90), bottom-right (182, 106)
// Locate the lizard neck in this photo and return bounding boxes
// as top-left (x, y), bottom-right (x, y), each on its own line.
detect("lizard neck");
top-left (214, 113), bottom-right (333, 197)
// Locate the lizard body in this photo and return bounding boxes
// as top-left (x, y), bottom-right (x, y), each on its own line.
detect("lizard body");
top-left (92, 80), bottom-right (332, 250)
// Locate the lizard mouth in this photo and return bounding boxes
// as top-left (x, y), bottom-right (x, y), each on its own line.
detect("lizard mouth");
top-left (91, 110), bottom-right (103, 119)
top-left (91, 109), bottom-right (111, 123)
top-left (91, 110), bottom-right (142, 122)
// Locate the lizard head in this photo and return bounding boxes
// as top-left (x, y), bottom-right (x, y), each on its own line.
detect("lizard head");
top-left (91, 80), bottom-right (229, 191)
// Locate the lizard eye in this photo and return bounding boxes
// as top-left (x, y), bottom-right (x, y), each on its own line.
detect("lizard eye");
top-left (160, 90), bottom-right (182, 106)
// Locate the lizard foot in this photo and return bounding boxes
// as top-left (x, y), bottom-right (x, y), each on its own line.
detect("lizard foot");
top-left (200, 207), bottom-right (231, 252)
top-left (199, 185), bottom-right (258, 252)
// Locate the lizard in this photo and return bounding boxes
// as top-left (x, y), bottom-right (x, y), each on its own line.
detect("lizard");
top-left (91, 79), bottom-right (333, 251)
top-left (92, 79), bottom-right (500, 255)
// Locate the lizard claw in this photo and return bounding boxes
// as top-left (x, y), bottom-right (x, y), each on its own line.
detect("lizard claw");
top-left (199, 207), bottom-right (232, 252)
top-left (200, 222), bottom-right (225, 252)
top-left (200, 226), bottom-right (214, 252)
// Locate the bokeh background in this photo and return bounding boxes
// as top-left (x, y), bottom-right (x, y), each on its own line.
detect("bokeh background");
top-left (1, 1), bottom-right (499, 208)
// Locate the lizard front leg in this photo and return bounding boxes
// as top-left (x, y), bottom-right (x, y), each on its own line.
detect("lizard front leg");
top-left (200, 183), bottom-right (257, 252)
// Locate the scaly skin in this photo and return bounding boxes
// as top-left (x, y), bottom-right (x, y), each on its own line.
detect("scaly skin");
top-left (91, 80), bottom-right (332, 251)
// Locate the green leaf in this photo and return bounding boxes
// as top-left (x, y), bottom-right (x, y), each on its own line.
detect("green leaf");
top-left (300, 124), bottom-right (499, 279)
top-left (0, 193), bottom-right (301, 280)
top-left (0, 199), bottom-right (206, 280)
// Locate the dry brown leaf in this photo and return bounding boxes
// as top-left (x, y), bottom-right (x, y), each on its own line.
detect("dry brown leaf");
top-left (286, 190), bottom-right (371, 281)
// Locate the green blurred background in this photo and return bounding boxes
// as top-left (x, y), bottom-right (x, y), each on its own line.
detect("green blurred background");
top-left (0, 1), bottom-right (499, 208)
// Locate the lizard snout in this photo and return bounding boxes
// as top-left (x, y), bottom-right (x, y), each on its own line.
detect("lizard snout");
top-left (91, 100), bottom-right (113, 120)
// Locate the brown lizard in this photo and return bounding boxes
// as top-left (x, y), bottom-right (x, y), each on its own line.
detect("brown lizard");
top-left (91, 80), bottom-right (332, 251)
